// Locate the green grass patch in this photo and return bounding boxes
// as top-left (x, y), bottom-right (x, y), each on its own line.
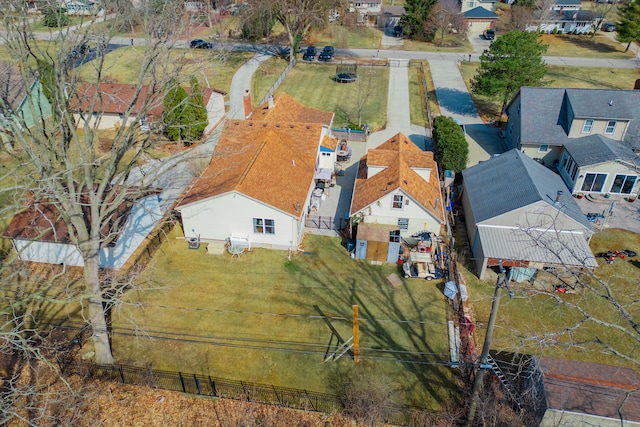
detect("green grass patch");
top-left (464, 228), bottom-right (640, 373)
top-left (403, 35), bottom-right (471, 53)
top-left (408, 62), bottom-right (429, 129)
top-left (76, 47), bottom-right (254, 97)
top-left (261, 62), bottom-right (389, 131)
top-left (541, 33), bottom-right (634, 59)
top-left (312, 24), bottom-right (382, 49)
top-left (113, 232), bottom-right (455, 410)
top-left (458, 62), bottom-right (640, 120)
top-left (30, 16), bottom-right (88, 32)
top-left (251, 55), bottom-right (290, 104)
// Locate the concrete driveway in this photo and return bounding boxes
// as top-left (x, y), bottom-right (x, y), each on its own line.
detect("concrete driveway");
top-left (429, 60), bottom-right (505, 166)
top-left (467, 29), bottom-right (491, 54)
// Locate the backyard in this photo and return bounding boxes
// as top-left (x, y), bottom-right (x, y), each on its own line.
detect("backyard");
top-left (463, 228), bottom-right (640, 373)
top-left (254, 61), bottom-right (390, 131)
top-left (111, 231), bottom-right (456, 410)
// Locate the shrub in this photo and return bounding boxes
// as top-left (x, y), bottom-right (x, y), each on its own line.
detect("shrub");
top-left (433, 116), bottom-right (468, 172)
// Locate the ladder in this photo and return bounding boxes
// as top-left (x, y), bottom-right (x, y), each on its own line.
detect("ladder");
top-left (487, 355), bottom-right (522, 410)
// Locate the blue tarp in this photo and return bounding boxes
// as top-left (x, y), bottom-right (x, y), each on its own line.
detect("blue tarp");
top-left (444, 281), bottom-right (458, 300)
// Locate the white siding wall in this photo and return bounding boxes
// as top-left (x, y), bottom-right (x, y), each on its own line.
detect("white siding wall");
top-left (14, 239), bottom-right (85, 266)
top-left (318, 151), bottom-right (335, 170)
top-left (357, 190), bottom-right (441, 236)
top-left (180, 192), bottom-right (301, 249)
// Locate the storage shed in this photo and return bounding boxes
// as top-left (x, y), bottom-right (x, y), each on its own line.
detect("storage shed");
top-left (354, 223), bottom-right (400, 263)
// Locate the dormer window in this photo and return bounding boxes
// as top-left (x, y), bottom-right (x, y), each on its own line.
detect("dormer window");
top-left (582, 119), bottom-right (593, 133)
top-left (605, 120), bottom-right (616, 134)
top-left (392, 194), bottom-right (404, 209)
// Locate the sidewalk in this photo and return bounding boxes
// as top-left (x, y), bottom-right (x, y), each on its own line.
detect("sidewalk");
top-left (228, 53), bottom-right (273, 119)
top-left (428, 60), bottom-right (504, 166)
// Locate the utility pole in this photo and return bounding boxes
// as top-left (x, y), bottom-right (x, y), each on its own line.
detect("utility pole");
top-left (466, 261), bottom-right (512, 426)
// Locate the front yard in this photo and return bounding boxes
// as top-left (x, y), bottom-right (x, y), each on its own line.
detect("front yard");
top-left (112, 231), bottom-right (455, 410)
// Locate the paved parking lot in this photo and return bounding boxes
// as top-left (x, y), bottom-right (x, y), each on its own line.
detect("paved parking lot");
top-left (574, 194), bottom-right (640, 234)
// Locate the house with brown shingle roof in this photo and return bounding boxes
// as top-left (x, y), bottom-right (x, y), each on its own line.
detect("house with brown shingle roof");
top-left (251, 93), bottom-right (334, 128)
top-left (176, 120), bottom-right (326, 250)
top-left (529, 356), bottom-right (640, 426)
top-left (69, 83), bottom-right (226, 134)
top-left (349, 133), bottom-right (444, 262)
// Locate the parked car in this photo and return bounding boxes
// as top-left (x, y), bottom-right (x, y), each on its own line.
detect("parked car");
top-left (483, 29), bottom-right (496, 40)
top-left (392, 26), bottom-right (403, 37)
top-left (601, 22), bottom-right (616, 32)
top-left (302, 46), bottom-right (316, 61)
top-left (318, 46), bottom-right (334, 61)
top-left (190, 39), bottom-right (213, 49)
top-left (71, 43), bottom-right (90, 56)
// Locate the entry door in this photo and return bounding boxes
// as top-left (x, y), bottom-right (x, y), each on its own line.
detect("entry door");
top-left (366, 241), bottom-right (387, 262)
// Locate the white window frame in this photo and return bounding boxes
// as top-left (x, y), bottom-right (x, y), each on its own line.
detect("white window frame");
top-left (253, 218), bottom-right (275, 234)
top-left (538, 144), bottom-right (549, 153)
top-left (391, 194), bottom-right (404, 210)
top-left (582, 119), bottom-right (593, 134)
top-left (605, 120), bottom-right (616, 134)
top-left (398, 218), bottom-right (409, 230)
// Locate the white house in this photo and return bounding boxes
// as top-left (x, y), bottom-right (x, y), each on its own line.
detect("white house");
top-left (176, 120), bottom-right (328, 251)
top-left (349, 0), bottom-right (382, 25)
top-left (349, 133), bottom-right (444, 262)
top-left (3, 189), bottom-right (163, 270)
top-left (69, 83), bottom-right (226, 134)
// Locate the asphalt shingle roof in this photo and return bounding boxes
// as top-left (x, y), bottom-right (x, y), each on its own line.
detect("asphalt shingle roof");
top-left (462, 149), bottom-right (590, 228)
top-left (463, 6), bottom-right (498, 18)
top-left (564, 134), bottom-right (639, 166)
top-left (516, 87), bottom-right (640, 150)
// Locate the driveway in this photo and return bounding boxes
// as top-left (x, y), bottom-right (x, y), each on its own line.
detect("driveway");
top-left (428, 60), bottom-right (505, 166)
top-left (467, 29), bottom-right (491, 54)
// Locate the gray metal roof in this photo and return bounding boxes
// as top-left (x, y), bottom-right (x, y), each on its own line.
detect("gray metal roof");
top-left (477, 225), bottom-right (598, 268)
top-left (515, 87), bottom-right (640, 150)
top-left (553, 0), bottom-right (581, 5)
top-left (462, 149), bottom-right (591, 229)
top-left (564, 134), bottom-right (640, 167)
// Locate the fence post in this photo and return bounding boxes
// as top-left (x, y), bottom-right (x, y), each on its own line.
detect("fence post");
top-left (179, 372), bottom-right (186, 393)
top-left (209, 376), bottom-right (217, 397)
top-left (194, 374), bottom-right (201, 395)
top-left (118, 365), bottom-right (125, 383)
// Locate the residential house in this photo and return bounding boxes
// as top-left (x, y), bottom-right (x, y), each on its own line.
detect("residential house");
top-left (69, 83), bottom-right (226, 134)
top-left (3, 188), bottom-right (163, 270)
top-left (349, 133), bottom-right (444, 263)
top-left (460, 0), bottom-right (497, 14)
top-left (504, 87), bottom-right (640, 196)
top-left (380, 5), bottom-right (405, 30)
top-left (549, 0), bottom-right (581, 12)
top-left (0, 60), bottom-right (52, 146)
top-left (349, 0), bottom-right (382, 26)
top-left (526, 9), bottom-right (597, 34)
top-left (176, 120), bottom-right (326, 250)
top-left (527, 356), bottom-right (640, 427)
top-left (461, 149), bottom-right (596, 279)
top-left (62, 0), bottom-right (100, 15)
top-left (463, 6), bottom-right (499, 31)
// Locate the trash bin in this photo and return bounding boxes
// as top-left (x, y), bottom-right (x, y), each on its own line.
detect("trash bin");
top-left (347, 239), bottom-right (355, 252)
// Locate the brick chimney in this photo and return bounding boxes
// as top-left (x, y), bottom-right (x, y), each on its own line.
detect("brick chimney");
top-left (243, 90), bottom-right (252, 119)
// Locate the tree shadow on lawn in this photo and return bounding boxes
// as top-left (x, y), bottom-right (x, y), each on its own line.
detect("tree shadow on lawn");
top-left (280, 244), bottom-right (456, 408)
top-left (558, 36), bottom-right (622, 54)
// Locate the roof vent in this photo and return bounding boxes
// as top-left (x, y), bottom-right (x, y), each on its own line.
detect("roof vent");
top-left (609, 100), bottom-right (614, 106)
top-left (292, 160), bottom-right (296, 166)
top-left (276, 123), bottom-right (280, 128)
top-left (555, 190), bottom-right (563, 204)
top-left (249, 122), bottom-right (253, 126)
top-left (263, 123), bottom-right (267, 127)
top-left (290, 124), bottom-right (294, 128)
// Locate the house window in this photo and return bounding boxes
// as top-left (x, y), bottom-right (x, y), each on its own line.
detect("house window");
top-left (582, 119), bottom-right (593, 133)
top-left (398, 218), bottom-right (409, 230)
top-left (610, 174), bottom-right (637, 194)
top-left (581, 173), bottom-right (607, 192)
top-left (571, 164), bottom-right (578, 181)
top-left (322, 152), bottom-right (330, 156)
top-left (605, 120), bottom-right (616, 134)
top-left (392, 194), bottom-right (404, 209)
top-left (253, 218), bottom-right (275, 234)
top-left (538, 144), bottom-right (549, 153)
top-left (389, 230), bottom-right (400, 243)
top-left (118, 112), bottom-right (124, 120)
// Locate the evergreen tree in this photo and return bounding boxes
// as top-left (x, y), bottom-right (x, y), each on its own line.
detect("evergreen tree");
top-left (471, 30), bottom-right (548, 114)
top-left (400, 0), bottom-right (438, 42)
top-left (616, 0), bottom-right (640, 53)
top-left (163, 80), bottom-right (188, 141)
top-left (183, 76), bottom-right (208, 142)
top-left (41, 6), bottom-right (71, 28)
top-left (433, 116), bottom-right (468, 172)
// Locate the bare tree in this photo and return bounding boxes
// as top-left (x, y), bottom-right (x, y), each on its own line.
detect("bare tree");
top-left (424, 0), bottom-right (462, 47)
top-left (0, 0), bottom-right (192, 365)
top-left (507, 6), bottom-right (534, 31)
top-left (590, 1), bottom-right (618, 37)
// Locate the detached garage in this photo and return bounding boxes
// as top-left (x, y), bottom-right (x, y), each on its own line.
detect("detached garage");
top-left (464, 6), bottom-right (498, 32)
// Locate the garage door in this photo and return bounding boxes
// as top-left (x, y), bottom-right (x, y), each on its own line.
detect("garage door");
top-left (468, 20), bottom-right (492, 32)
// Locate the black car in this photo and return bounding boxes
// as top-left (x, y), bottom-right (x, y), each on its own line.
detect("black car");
top-left (190, 39), bottom-right (213, 49)
top-left (602, 22), bottom-right (616, 32)
top-left (302, 46), bottom-right (316, 61)
top-left (483, 29), bottom-right (496, 40)
top-left (392, 25), bottom-right (403, 37)
top-left (71, 43), bottom-right (90, 56)
top-left (318, 46), bottom-right (334, 61)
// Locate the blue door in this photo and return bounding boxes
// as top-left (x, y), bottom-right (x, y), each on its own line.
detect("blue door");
top-left (355, 240), bottom-right (367, 259)
top-left (387, 242), bottom-right (400, 263)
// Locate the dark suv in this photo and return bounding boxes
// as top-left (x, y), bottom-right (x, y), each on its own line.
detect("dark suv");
top-left (318, 46), bottom-right (334, 61)
top-left (483, 29), bottom-right (496, 40)
top-left (302, 46), bottom-right (316, 61)
top-left (71, 43), bottom-right (90, 56)
top-left (190, 39), bottom-right (213, 49)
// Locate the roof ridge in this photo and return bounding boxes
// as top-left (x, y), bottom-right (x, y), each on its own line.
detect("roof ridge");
top-left (237, 137), bottom-right (269, 187)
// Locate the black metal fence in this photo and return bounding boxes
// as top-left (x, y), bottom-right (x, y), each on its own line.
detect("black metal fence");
top-left (305, 215), bottom-right (347, 232)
